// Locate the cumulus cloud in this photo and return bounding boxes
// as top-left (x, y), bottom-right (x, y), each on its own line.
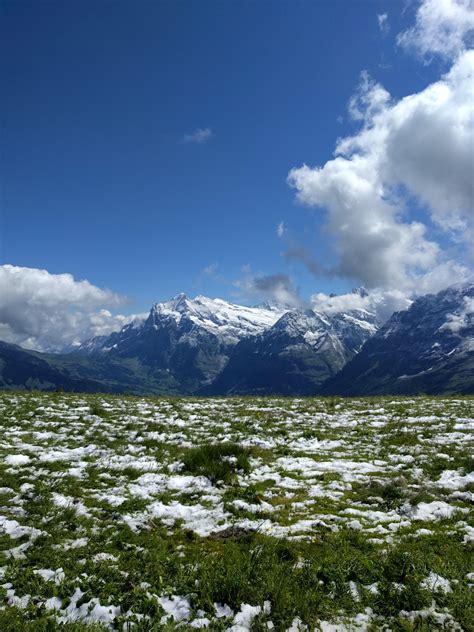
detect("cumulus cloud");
top-left (0, 265), bottom-right (146, 352)
top-left (288, 48), bottom-right (473, 294)
top-left (398, 0), bottom-right (474, 61)
top-left (234, 271), bottom-right (301, 307)
top-left (347, 71), bottom-right (391, 122)
top-left (182, 127), bottom-right (213, 144)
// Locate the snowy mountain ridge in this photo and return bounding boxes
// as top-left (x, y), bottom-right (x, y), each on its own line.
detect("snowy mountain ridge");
top-left (147, 293), bottom-right (287, 344)
top-left (75, 292), bottom-right (379, 394)
top-left (81, 293), bottom-right (380, 353)
top-left (79, 294), bottom-right (287, 353)
top-left (205, 304), bottom-right (379, 396)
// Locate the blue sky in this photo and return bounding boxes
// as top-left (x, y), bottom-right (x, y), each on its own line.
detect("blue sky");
top-left (2, 0), bottom-right (454, 315)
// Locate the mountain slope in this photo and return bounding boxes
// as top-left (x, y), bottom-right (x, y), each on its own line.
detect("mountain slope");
top-left (0, 341), bottom-right (106, 392)
top-left (205, 308), bottom-right (377, 395)
top-left (322, 284), bottom-right (474, 396)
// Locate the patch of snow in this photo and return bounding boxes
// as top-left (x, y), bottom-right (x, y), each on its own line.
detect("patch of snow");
top-left (34, 568), bottom-right (65, 585)
top-left (436, 470), bottom-right (474, 490)
top-left (228, 602), bottom-right (271, 632)
top-left (157, 594), bottom-right (191, 624)
top-left (4, 454), bottom-right (31, 466)
top-left (403, 501), bottom-right (468, 521)
top-left (421, 572), bottom-right (451, 593)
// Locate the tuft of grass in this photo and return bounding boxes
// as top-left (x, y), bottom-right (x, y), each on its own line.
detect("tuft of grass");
top-left (422, 451), bottom-right (474, 480)
top-left (353, 478), bottom-right (407, 510)
top-left (181, 443), bottom-right (252, 485)
top-left (89, 402), bottom-right (108, 417)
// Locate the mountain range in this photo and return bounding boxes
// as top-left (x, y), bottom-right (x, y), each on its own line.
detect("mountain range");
top-left (0, 284), bottom-right (472, 395)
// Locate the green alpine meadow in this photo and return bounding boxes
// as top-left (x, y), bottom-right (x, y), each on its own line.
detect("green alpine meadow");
top-left (0, 392), bottom-right (472, 630)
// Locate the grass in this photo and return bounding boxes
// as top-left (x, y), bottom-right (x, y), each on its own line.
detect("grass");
top-left (2, 527), bottom-right (472, 630)
top-left (351, 478), bottom-right (408, 510)
top-left (0, 392), bottom-right (472, 630)
top-left (181, 442), bottom-right (252, 485)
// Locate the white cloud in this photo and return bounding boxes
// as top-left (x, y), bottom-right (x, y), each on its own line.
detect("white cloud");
top-left (441, 294), bottom-right (474, 332)
top-left (0, 265), bottom-right (146, 352)
top-left (398, 0), bottom-right (474, 61)
top-left (276, 221), bottom-right (286, 238)
top-left (288, 49), bottom-right (473, 294)
top-left (347, 71), bottom-right (391, 122)
top-left (203, 262), bottom-right (220, 277)
top-left (310, 289), bottom-right (413, 324)
top-left (182, 127), bottom-right (213, 144)
top-left (377, 13), bottom-right (389, 34)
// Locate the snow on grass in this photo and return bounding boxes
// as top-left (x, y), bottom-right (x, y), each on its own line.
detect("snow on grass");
top-left (421, 572), bottom-right (452, 593)
top-left (4, 454), bottom-right (31, 466)
top-left (0, 392), bottom-right (472, 629)
top-left (404, 500), bottom-right (468, 521)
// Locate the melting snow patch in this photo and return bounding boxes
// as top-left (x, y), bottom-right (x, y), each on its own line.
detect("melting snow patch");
top-left (437, 470), bottom-right (474, 490)
top-left (44, 596), bottom-right (63, 611)
top-left (421, 572), bottom-right (451, 593)
top-left (403, 501), bottom-right (468, 521)
top-left (215, 602), bottom-right (234, 618)
top-left (4, 454), bottom-right (30, 466)
top-left (4, 587), bottom-right (30, 609)
top-left (148, 500), bottom-right (228, 537)
top-left (228, 602), bottom-right (271, 632)
top-left (92, 553), bottom-right (119, 562)
top-left (317, 608), bottom-right (374, 631)
top-left (51, 493), bottom-right (91, 517)
top-left (34, 568), bottom-right (65, 585)
top-left (399, 601), bottom-right (462, 630)
top-left (57, 587), bottom-right (121, 627)
top-left (232, 499), bottom-right (275, 514)
top-left (157, 594), bottom-right (191, 624)
top-left (287, 617), bottom-right (307, 631)
top-left (0, 516), bottom-right (43, 541)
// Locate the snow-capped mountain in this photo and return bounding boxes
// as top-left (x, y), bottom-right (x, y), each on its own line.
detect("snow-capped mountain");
top-left (78, 294), bottom-right (287, 392)
top-left (77, 293), bottom-right (378, 394)
top-left (323, 283), bottom-right (474, 396)
top-left (206, 306), bottom-right (378, 395)
top-left (81, 294), bottom-right (286, 353)
top-left (147, 294), bottom-right (286, 344)
top-left (77, 318), bottom-right (145, 353)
